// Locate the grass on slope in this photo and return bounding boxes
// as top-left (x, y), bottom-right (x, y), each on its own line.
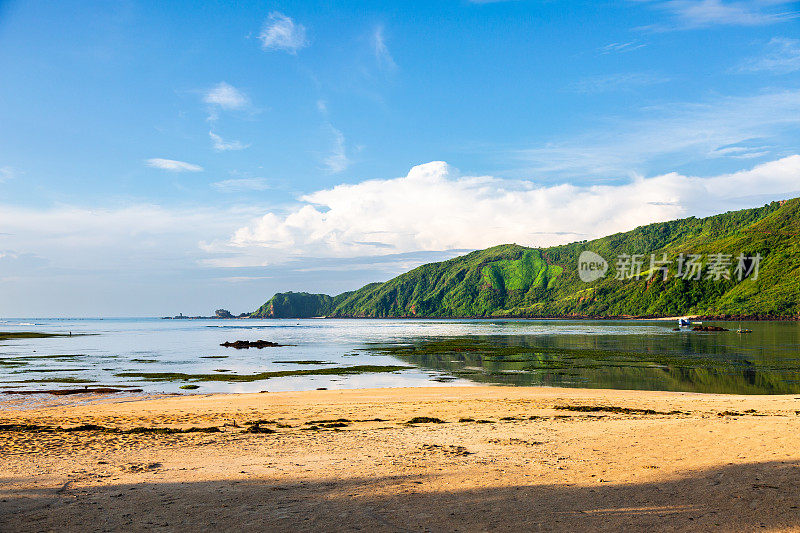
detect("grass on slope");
top-left (253, 199), bottom-right (800, 319)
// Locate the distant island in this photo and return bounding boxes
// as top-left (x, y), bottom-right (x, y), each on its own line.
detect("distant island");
top-left (250, 197), bottom-right (800, 320)
top-left (162, 309), bottom-right (251, 320)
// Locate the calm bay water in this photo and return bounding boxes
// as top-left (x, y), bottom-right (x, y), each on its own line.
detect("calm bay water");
top-left (1, 318), bottom-right (799, 395)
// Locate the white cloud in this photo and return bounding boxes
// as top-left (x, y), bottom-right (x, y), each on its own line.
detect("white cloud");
top-left (212, 178), bottom-right (272, 192)
top-left (647, 0), bottom-right (798, 29)
top-left (145, 158), bottom-right (203, 172)
top-left (203, 82), bottom-right (249, 110)
top-left (739, 37), bottom-right (800, 73)
top-left (517, 89), bottom-right (800, 178)
top-left (323, 125), bottom-right (350, 174)
top-left (0, 204), bottom-right (261, 271)
top-left (373, 25), bottom-right (397, 71)
top-left (600, 41), bottom-right (647, 54)
top-left (217, 156), bottom-right (800, 265)
top-left (570, 72), bottom-right (669, 94)
top-left (258, 12), bottom-right (308, 53)
top-left (0, 202), bottom-right (279, 315)
top-left (8, 158), bottom-right (799, 313)
top-left (710, 144), bottom-right (772, 159)
top-left (209, 131), bottom-right (249, 152)
top-left (0, 166), bottom-right (16, 182)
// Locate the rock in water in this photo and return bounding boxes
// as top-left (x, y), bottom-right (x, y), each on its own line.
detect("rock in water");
top-left (220, 340), bottom-right (288, 349)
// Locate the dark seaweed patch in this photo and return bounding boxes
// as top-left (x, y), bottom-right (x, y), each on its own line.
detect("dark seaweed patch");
top-left (0, 360), bottom-right (27, 368)
top-left (0, 332), bottom-right (71, 341)
top-left (245, 424), bottom-right (276, 434)
top-left (11, 377), bottom-right (95, 384)
top-left (407, 417), bottom-right (445, 424)
top-left (0, 424), bottom-right (220, 434)
top-left (306, 418), bottom-right (351, 424)
top-left (717, 409), bottom-right (758, 417)
top-left (115, 365), bottom-right (412, 383)
top-left (12, 368), bottom-right (90, 373)
top-left (14, 354), bottom-right (87, 360)
top-left (277, 360), bottom-right (336, 365)
top-left (2, 387), bottom-right (143, 395)
top-left (554, 405), bottom-right (683, 415)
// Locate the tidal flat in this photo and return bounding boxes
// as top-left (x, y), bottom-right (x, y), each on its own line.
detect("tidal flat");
top-left (1, 318), bottom-right (800, 394)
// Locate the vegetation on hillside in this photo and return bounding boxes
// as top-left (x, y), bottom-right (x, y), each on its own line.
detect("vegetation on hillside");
top-left (251, 198), bottom-right (800, 319)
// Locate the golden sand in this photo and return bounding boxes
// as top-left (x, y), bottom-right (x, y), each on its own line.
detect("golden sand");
top-left (2, 386), bottom-right (800, 531)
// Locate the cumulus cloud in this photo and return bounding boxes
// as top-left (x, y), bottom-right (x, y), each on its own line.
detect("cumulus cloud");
top-left (9, 158), bottom-right (800, 314)
top-left (739, 37), bottom-right (800, 73)
top-left (258, 12), bottom-right (308, 53)
top-left (145, 158), bottom-right (203, 172)
top-left (215, 156), bottom-right (800, 265)
top-left (209, 132), bottom-right (249, 152)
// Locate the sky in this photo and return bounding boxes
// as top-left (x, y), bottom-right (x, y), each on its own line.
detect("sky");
top-left (1, 0), bottom-right (800, 317)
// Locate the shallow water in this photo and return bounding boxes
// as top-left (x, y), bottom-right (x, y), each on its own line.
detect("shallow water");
top-left (0, 318), bottom-right (798, 395)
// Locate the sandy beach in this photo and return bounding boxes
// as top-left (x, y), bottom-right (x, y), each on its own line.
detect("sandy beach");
top-left (3, 386), bottom-right (800, 532)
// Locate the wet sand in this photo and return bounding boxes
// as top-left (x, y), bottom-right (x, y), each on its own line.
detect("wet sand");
top-left (3, 386), bottom-right (800, 532)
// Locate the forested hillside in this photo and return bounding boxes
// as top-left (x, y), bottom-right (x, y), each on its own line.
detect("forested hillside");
top-left (252, 199), bottom-right (800, 319)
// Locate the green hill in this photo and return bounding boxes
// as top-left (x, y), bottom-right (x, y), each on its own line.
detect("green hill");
top-left (251, 198), bottom-right (800, 319)
top-left (251, 290), bottom-right (357, 318)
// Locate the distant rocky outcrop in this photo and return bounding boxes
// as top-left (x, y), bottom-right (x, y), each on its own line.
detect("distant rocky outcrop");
top-left (162, 310), bottom-right (252, 320)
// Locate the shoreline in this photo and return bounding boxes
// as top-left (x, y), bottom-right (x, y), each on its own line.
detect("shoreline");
top-left (6, 315), bottom-right (798, 322)
top-left (6, 383), bottom-right (800, 412)
top-left (5, 377), bottom-right (800, 399)
top-left (213, 314), bottom-right (800, 321)
top-left (4, 385), bottom-right (800, 531)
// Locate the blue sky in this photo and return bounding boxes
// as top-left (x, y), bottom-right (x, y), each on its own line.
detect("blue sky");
top-left (1, 0), bottom-right (800, 316)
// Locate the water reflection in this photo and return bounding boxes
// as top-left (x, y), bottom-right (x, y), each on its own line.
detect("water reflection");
top-left (2, 318), bottom-right (799, 394)
top-left (367, 322), bottom-right (800, 394)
